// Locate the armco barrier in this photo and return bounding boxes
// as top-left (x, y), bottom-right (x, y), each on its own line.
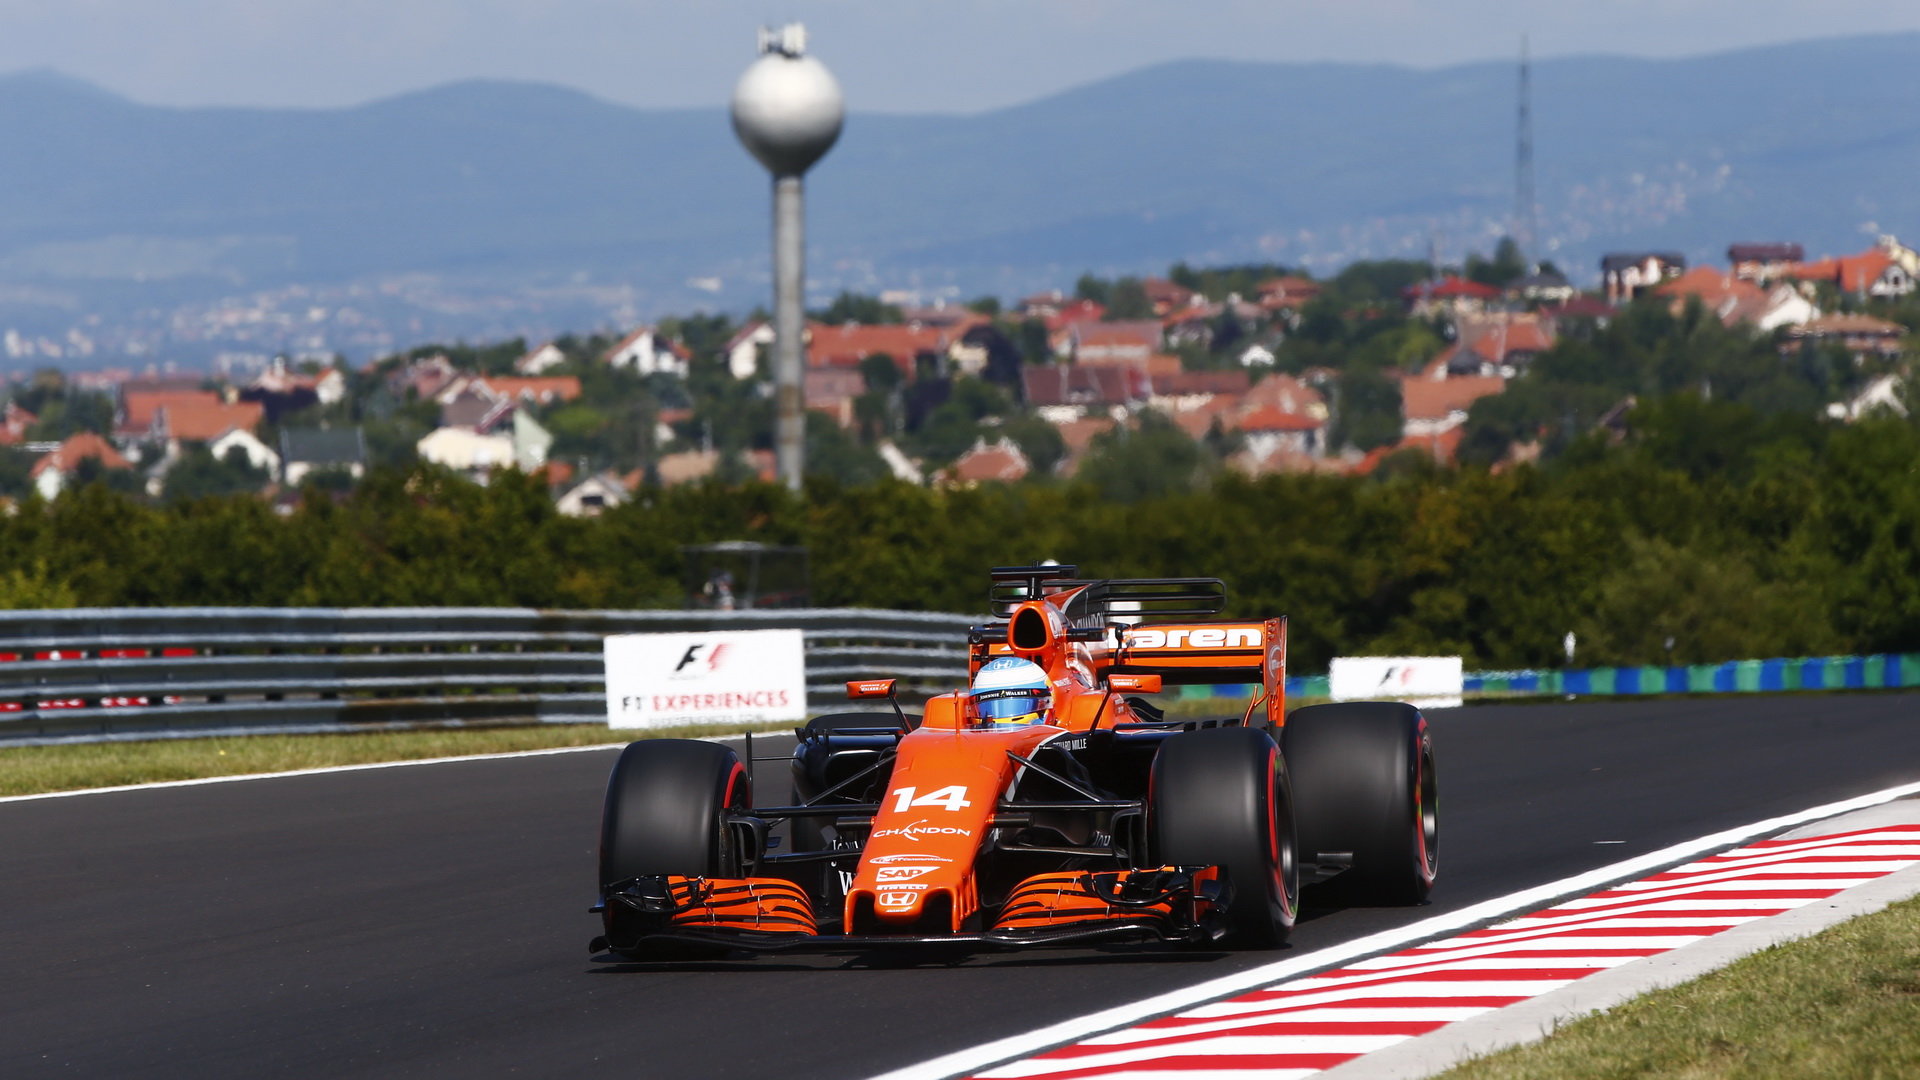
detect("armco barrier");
top-left (0, 607), bottom-right (973, 745)
top-left (1465, 653), bottom-right (1920, 696)
top-left (1176, 653), bottom-right (1920, 703)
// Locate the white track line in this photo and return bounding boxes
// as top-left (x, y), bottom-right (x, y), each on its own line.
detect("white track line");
top-left (867, 779), bottom-right (1920, 1080)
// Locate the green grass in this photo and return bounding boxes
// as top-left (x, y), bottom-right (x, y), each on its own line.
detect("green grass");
top-left (0, 721), bottom-right (797, 798)
top-left (1436, 894), bottom-right (1920, 1080)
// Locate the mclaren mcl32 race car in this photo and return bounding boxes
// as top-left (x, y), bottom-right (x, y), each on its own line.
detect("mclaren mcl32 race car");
top-left (589, 565), bottom-right (1438, 959)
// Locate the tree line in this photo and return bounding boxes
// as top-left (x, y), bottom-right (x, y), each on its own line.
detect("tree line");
top-left (5, 400), bottom-right (1919, 672)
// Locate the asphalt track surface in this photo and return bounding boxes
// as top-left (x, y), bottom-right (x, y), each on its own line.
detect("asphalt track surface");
top-left (3, 694), bottom-right (1918, 1079)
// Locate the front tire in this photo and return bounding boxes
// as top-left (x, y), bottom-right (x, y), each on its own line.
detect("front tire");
top-left (599, 739), bottom-right (749, 953)
top-left (1284, 702), bottom-right (1437, 904)
top-left (1148, 726), bottom-right (1298, 947)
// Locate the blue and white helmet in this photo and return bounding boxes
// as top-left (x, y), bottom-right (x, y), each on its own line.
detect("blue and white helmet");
top-left (970, 657), bottom-right (1051, 725)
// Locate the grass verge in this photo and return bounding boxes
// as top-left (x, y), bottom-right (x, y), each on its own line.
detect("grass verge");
top-left (0, 721), bottom-right (798, 798)
top-left (1436, 893), bottom-right (1920, 1079)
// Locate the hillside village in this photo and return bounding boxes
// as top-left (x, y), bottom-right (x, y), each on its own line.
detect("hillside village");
top-left (2, 235), bottom-right (1916, 511)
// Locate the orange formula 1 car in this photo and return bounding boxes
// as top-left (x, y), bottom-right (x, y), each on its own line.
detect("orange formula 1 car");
top-left (589, 565), bottom-right (1437, 958)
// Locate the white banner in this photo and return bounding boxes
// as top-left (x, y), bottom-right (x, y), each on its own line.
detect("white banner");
top-left (1329, 655), bottom-right (1464, 709)
top-left (604, 628), bottom-right (807, 729)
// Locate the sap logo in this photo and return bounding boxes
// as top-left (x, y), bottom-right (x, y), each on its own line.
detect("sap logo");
top-left (1125, 626), bottom-right (1261, 650)
top-left (876, 866), bottom-right (935, 883)
top-left (876, 892), bottom-right (918, 909)
top-left (871, 820), bottom-right (972, 843)
top-left (868, 854), bottom-right (952, 865)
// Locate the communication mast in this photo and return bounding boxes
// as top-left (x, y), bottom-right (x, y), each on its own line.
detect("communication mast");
top-left (1513, 35), bottom-right (1538, 272)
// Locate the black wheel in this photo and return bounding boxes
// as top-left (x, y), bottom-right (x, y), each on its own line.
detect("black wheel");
top-left (1283, 701), bottom-right (1437, 905)
top-left (1148, 725), bottom-right (1298, 948)
top-left (598, 739), bottom-right (751, 956)
top-left (600, 739), bottom-right (749, 885)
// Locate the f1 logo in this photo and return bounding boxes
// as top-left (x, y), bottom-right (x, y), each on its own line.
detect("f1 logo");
top-left (670, 642), bottom-right (730, 677)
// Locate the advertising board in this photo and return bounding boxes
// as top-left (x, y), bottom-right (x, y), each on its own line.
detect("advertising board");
top-left (604, 629), bottom-right (806, 729)
top-left (1328, 655), bottom-right (1464, 709)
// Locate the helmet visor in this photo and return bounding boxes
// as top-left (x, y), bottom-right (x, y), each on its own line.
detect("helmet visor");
top-left (974, 688), bottom-right (1046, 722)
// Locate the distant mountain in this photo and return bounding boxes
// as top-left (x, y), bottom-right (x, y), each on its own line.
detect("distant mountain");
top-left (0, 33), bottom-right (1916, 349)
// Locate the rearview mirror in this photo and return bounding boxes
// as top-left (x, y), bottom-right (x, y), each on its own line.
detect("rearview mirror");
top-left (846, 679), bottom-right (897, 700)
top-left (1108, 674), bottom-right (1162, 694)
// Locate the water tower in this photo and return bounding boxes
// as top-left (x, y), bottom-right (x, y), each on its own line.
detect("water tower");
top-left (731, 24), bottom-right (844, 492)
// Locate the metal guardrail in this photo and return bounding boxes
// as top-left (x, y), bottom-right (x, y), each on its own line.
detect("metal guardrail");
top-left (0, 607), bottom-right (976, 745)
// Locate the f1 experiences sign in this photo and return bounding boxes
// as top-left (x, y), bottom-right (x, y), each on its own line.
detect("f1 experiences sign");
top-left (1329, 655), bottom-right (1464, 709)
top-left (604, 629), bottom-right (807, 729)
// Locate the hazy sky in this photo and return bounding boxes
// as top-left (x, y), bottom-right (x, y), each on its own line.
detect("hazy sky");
top-left (2, 1), bottom-right (1917, 113)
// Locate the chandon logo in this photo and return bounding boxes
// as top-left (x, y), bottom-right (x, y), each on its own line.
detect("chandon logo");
top-left (870, 819), bottom-right (972, 842)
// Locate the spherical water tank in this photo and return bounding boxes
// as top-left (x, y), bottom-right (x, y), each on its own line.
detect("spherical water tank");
top-left (731, 47), bottom-right (844, 178)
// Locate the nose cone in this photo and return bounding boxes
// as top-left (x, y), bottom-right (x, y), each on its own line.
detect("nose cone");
top-left (731, 52), bottom-right (845, 177)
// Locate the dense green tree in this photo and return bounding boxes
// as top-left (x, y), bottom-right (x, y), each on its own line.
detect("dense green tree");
top-left (1106, 278), bottom-right (1153, 320)
top-left (806, 414), bottom-right (891, 486)
top-left (1001, 415), bottom-right (1066, 476)
top-left (1073, 274), bottom-right (1111, 306)
top-left (1327, 259), bottom-right (1431, 305)
top-left (1331, 369), bottom-right (1403, 451)
top-left (163, 446), bottom-right (271, 502)
top-left (814, 292), bottom-right (903, 325)
top-left (1464, 237), bottom-right (1527, 287)
top-left (1074, 413), bottom-right (1213, 503)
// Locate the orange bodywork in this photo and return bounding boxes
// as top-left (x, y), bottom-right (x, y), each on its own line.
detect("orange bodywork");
top-left (835, 589), bottom-right (1286, 935)
top-left (658, 877), bottom-right (816, 933)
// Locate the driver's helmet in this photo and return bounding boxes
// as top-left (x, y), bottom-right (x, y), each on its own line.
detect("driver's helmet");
top-left (970, 657), bottom-right (1052, 725)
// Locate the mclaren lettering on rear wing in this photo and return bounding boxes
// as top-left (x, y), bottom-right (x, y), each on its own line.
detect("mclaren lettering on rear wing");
top-left (1106, 618), bottom-right (1289, 729)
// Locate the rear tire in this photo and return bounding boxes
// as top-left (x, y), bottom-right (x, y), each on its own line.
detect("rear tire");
top-left (1148, 726), bottom-right (1298, 948)
top-left (1283, 702), bottom-right (1437, 905)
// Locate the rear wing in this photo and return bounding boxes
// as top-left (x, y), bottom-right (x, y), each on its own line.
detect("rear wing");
top-left (979, 568), bottom-right (1288, 729)
top-left (989, 565), bottom-right (1226, 621)
top-left (1105, 618), bottom-right (1288, 730)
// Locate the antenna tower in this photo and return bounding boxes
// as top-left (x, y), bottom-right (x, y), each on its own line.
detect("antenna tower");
top-left (1514, 35), bottom-right (1538, 272)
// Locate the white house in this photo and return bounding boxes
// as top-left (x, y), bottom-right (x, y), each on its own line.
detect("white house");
top-left (209, 427), bottom-right (280, 475)
top-left (604, 327), bottom-right (690, 377)
top-left (511, 410), bottom-right (552, 472)
top-left (722, 321), bottom-right (775, 380)
top-left (280, 427), bottom-right (367, 486)
top-left (1828, 374), bottom-right (1907, 422)
top-left (1755, 285), bottom-right (1819, 333)
top-left (556, 472), bottom-right (630, 517)
top-left (515, 342), bottom-right (568, 374)
top-left (1237, 343), bottom-right (1276, 367)
top-left (418, 427), bottom-right (514, 472)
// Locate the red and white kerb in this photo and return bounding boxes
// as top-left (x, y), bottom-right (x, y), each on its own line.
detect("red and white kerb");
top-left (970, 824), bottom-right (1920, 1080)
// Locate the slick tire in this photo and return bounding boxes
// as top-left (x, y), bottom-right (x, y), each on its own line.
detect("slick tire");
top-left (600, 739), bottom-right (748, 885)
top-left (1148, 726), bottom-right (1299, 948)
top-left (1283, 702), bottom-right (1437, 905)
top-left (599, 739), bottom-right (750, 958)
